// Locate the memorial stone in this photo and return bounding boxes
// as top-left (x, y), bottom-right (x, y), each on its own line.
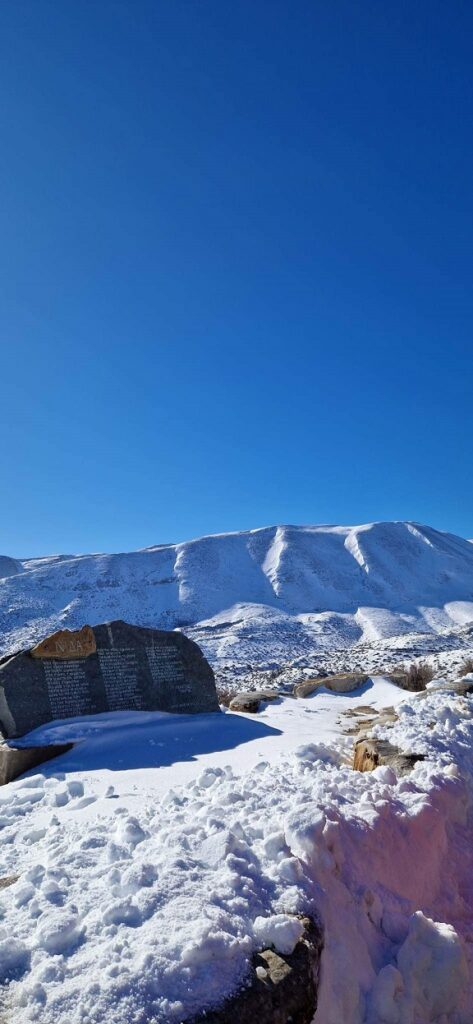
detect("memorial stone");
top-left (0, 620), bottom-right (219, 739)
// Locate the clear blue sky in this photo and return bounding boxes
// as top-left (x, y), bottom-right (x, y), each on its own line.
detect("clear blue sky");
top-left (1, 1), bottom-right (472, 557)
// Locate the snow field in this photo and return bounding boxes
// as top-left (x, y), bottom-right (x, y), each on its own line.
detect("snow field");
top-left (0, 683), bottom-right (471, 1023)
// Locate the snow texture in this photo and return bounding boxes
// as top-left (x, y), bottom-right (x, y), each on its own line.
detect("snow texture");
top-left (0, 679), bottom-right (471, 1023)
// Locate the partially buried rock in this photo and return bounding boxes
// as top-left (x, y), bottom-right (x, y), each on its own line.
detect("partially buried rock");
top-left (353, 738), bottom-right (424, 775)
top-left (229, 691), bottom-right (280, 714)
top-left (0, 620), bottom-right (219, 739)
top-left (294, 673), bottom-right (369, 698)
top-left (0, 741), bottom-right (74, 785)
top-left (189, 915), bottom-right (323, 1024)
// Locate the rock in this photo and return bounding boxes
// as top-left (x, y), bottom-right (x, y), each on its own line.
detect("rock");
top-left (229, 691), bottom-right (280, 714)
top-left (189, 915), bottom-right (323, 1024)
top-left (293, 678), bottom-right (324, 699)
top-left (353, 738), bottom-right (424, 775)
top-left (0, 876), bottom-right (19, 890)
top-left (294, 673), bottom-right (369, 698)
top-left (0, 620), bottom-right (219, 739)
top-left (351, 709), bottom-right (399, 736)
top-left (344, 705), bottom-right (378, 715)
top-left (415, 680), bottom-right (473, 700)
top-left (0, 741), bottom-right (74, 785)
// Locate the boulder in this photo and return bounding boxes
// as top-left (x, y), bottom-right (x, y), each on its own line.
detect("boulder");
top-left (0, 740), bottom-right (73, 785)
top-left (190, 915), bottom-right (323, 1024)
top-left (229, 690), bottom-right (280, 714)
top-left (0, 620), bottom-right (219, 739)
top-left (353, 738), bottom-right (424, 775)
top-left (294, 673), bottom-right (369, 698)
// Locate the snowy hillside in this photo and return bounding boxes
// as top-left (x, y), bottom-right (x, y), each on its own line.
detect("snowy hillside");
top-left (1, 526), bottom-right (473, 1023)
top-left (1, 522), bottom-right (473, 677)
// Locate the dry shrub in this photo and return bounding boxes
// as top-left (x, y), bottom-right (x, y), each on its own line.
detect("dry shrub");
top-left (216, 687), bottom-right (234, 707)
top-left (403, 661), bottom-right (435, 691)
top-left (459, 657), bottom-right (473, 678)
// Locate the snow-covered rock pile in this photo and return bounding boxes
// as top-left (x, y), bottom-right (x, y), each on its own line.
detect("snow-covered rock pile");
top-left (0, 687), bottom-right (471, 1023)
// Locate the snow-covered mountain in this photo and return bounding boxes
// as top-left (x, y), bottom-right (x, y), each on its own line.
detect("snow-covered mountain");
top-left (1, 521), bottom-right (473, 676)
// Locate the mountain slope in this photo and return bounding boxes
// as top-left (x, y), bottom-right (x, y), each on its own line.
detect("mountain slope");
top-left (1, 522), bottom-right (473, 671)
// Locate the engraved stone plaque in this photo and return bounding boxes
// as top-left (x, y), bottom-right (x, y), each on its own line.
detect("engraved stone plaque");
top-left (0, 620), bottom-right (219, 739)
top-left (31, 626), bottom-right (96, 660)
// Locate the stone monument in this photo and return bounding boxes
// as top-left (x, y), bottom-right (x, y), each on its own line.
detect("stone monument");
top-left (0, 620), bottom-right (219, 740)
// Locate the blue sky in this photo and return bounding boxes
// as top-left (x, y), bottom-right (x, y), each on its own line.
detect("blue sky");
top-left (1, 1), bottom-right (472, 556)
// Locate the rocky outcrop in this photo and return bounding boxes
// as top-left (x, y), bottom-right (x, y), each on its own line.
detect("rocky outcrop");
top-left (190, 915), bottom-right (323, 1024)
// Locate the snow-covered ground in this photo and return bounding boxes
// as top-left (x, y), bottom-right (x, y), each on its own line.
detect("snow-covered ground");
top-left (1, 521), bottom-right (473, 1021)
top-left (1, 522), bottom-right (473, 687)
top-left (0, 678), bottom-right (472, 1023)
top-left (10, 677), bottom-right (405, 805)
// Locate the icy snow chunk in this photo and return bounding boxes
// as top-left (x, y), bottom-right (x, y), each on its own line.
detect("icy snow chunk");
top-left (67, 780), bottom-right (84, 798)
top-left (368, 964), bottom-right (404, 1024)
top-left (262, 831), bottom-right (287, 860)
top-left (396, 912), bottom-right (468, 1020)
top-left (371, 766), bottom-right (397, 786)
top-left (278, 857), bottom-right (304, 883)
top-left (196, 767), bottom-right (223, 790)
top-left (51, 786), bottom-right (70, 807)
top-left (426, 677), bottom-right (449, 690)
top-left (102, 898), bottom-right (142, 927)
top-left (23, 827), bottom-right (47, 845)
top-left (253, 914), bottom-right (304, 955)
top-left (35, 911), bottom-right (84, 955)
top-left (13, 883), bottom-right (35, 907)
top-left (198, 829), bottom-right (240, 868)
top-left (293, 742), bottom-right (339, 765)
top-left (0, 936), bottom-right (30, 979)
top-left (115, 816), bottom-right (147, 847)
top-left (284, 809), bottom-right (326, 863)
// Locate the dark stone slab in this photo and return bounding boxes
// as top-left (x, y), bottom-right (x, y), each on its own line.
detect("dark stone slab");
top-left (0, 620), bottom-right (219, 739)
top-left (0, 741), bottom-right (74, 785)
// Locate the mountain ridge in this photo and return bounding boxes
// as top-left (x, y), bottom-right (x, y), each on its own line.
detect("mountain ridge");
top-left (1, 521), bottom-right (473, 671)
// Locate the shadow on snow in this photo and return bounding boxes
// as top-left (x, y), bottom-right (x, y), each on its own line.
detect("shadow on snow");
top-left (17, 709), bottom-right (283, 775)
